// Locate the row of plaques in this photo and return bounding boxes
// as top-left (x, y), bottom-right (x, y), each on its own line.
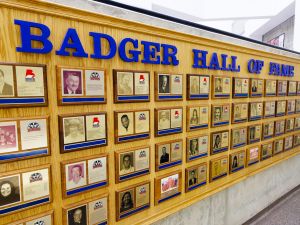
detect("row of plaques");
top-left (1, 63), bottom-right (300, 107)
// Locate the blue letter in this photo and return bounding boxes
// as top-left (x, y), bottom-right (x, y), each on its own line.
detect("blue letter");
top-left (192, 49), bottom-right (208, 69)
top-left (118, 38), bottom-right (141, 62)
top-left (269, 62), bottom-right (280, 75)
top-left (221, 54), bottom-right (229, 71)
top-left (14, 19), bottom-right (53, 54)
top-left (161, 44), bottom-right (179, 66)
top-left (290, 66), bottom-right (294, 77)
top-left (256, 60), bottom-right (264, 74)
top-left (141, 41), bottom-right (160, 64)
top-left (248, 59), bottom-right (256, 73)
top-left (56, 28), bottom-right (88, 57)
top-left (208, 53), bottom-right (220, 70)
top-left (90, 32), bottom-right (116, 59)
top-left (230, 56), bottom-right (240, 72)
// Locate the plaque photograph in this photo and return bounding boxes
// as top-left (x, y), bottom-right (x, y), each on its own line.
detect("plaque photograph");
top-left (187, 135), bottom-right (209, 161)
top-left (185, 163), bottom-right (207, 192)
top-left (67, 205), bottom-right (87, 225)
top-left (211, 130), bottom-right (229, 155)
top-left (211, 104), bottom-right (230, 127)
top-left (249, 102), bottom-right (263, 121)
top-left (233, 77), bottom-right (249, 97)
top-left (273, 138), bottom-right (284, 155)
top-left (156, 73), bottom-right (183, 100)
top-left (288, 81), bottom-right (297, 95)
top-left (276, 100), bottom-right (286, 116)
top-left (117, 147), bottom-right (150, 182)
top-left (156, 140), bottom-right (182, 170)
top-left (210, 156), bottom-right (228, 182)
top-left (155, 107), bottom-right (183, 136)
top-left (262, 121), bottom-right (274, 140)
top-left (248, 124), bottom-right (261, 144)
top-left (113, 70), bottom-right (150, 102)
top-left (213, 76), bottom-right (231, 98)
top-left (250, 78), bottom-right (263, 97)
top-left (0, 174), bottom-right (21, 208)
top-left (264, 101), bottom-right (276, 118)
top-left (187, 74), bottom-right (210, 99)
top-left (287, 99), bottom-right (296, 114)
top-left (232, 102), bottom-right (248, 123)
top-left (261, 142), bottom-right (273, 160)
top-left (277, 80), bottom-right (287, 96)
top-left (265, 80), bottom-right (277, 96)
top-left (187, 105), bottom-right (209, 131)
top-left (275, 120), bottom-right (285, 136)
top-left (246, 146), bottom-right (260, 166)
top-left (231, 127), bottom-right (247, 149)
top-left (230, 151), bottom-right (245, 173)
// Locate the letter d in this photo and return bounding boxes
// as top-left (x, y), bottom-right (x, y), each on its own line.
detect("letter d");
top-left (14, 19), bottom-right (53, 54)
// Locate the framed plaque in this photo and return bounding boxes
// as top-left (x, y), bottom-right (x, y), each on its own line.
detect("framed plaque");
top-left (155, 73), bottom-right (183, 101)
top-left (261, 142), bottom-right (273, 160)
top-left (0, 63), bottom-right (47, 107)
top-left (297, 81), bottom-right (300, 95)
top-left (0, 165), bottom-right (51, 216)
top-left (295, 99), bottom-right (300, 113)
top-left (262, 121), bottom-right (274, 140)
top-left (212, 76), bottom-right (231, 98)
top-left (286, 118), bottom-right (295, 132)
top-left (211, 104), bottom-right (230, 127)
top-left (277, 80), bottom-right (287, 96)
top-left (187, 74), bottom-right (210, 99)
top-left (273, 138), bottom-right (284, 155)
top-left (113, 69), bottom-right (150, 103)
top-left (230, 150), bottom-right (245, 173)
top-left (231, 127), bottom-right (247, 149)
top-left (187, 105), bottom-right (209, 131)
top-left (288, 81), bottom-right (297, 96)
top-left (0, 116), bottom-right (50, 163)
top-left (209, 156), bottom-right (228, 182)
top-left (155, 107), bottom-right (183, 136)
top-left (61, 154), bottom-right (108, 198)
top-left (264, 101), bottom-right (276, 118)
top-left (186, 134), bottom-right (209, 161)
top-left (156, 140), bottom-right (182, 171)
top-left (185, 163), bottom-right (207, 192)
top-left (276, 100), bottom-right (286, 117)
top-left (287, 99), bottom-right (296, 114)
top-left (232, 103), bottom-right (248, 123)
top-left (155, 171), bottom-right (182, 205)
top-left (64, 194), bottom-right (108, 225)
top-left (284, 135), bottom-right (293, 151)
top-left (59, 112), bottom-right (107, 153)
top-left (249, 102), bottom-right (263, 121)
top-left (265, 80), bottom-right (277, 96)
top-left (275, 120), bottom-right (285, 136)
top-left (293, 133), bottom-right (300, 147)
top-left (250, 78), bottom-right (263, 97)
top-left (248, 124), bottom-right (261, 144)
top-left (295, 117), bottom-right (300, 130)
top-left (116, 181), bottom-right (150, 220)
top-left (10, 211), bottom-right (53, 225)
top-left (211, 130), bottom-right (229, 155)
top-left (246, 146), bottom-right (260, 166)
top-left (57, 66), bottom-right (106, 105)
top-left (233, 77), bottom-right (249, 97)
top-left (115, 109), bottom-right (150, 143)
top-left (116, 146), bottom-right (150, 182)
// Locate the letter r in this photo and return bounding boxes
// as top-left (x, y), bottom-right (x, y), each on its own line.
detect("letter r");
top-left (14, 19), bottom-right (53, 54)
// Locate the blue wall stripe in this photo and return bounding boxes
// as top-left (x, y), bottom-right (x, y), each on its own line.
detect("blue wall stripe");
top-left (213, 147), bottom-right (228, 154)
top-left (215, 94), bottom-right (230, 97)
top-left (98, 221), bottom-right (107, 225)
top-left (67, 181), bottom-right (107, 196)
top-left (159, 160), bottom-right (182, 169)
top-left (118, 133), bottom-right (149, 142)
top-left (231, 166), bottom-right (245, 173)
top-left (120, 169), bottom-right (149, 180)
top-left (158, 192), bottom-right (181, 203)
top-left (64, 139), bottom-right (106, 151)
top-left (190, 94), bottom-right (209, 98)
top-left (120, 204), bottom-right (150, 218)
top-left (0, 149), bottom-right (48, 161)
top-left (234, 119), bottom-right (247, 123)
top-left (189, 153), bottom-right (208, 161)
top-left (190, 124), bottom-right (208, 129)
top-left (248, 161), bottom-right (259, 166)
top-left (233, 143), bottom-right (246, 148)
top-left (188, 181), bottom-right (207, 191)
top-left (234, 93), bottom-right (248, 97)
top-left (157, 127), bottom-right (182, 135)
top-left (249, 139), bottom-right (260, 144)
top-left (117, 95), bottom-right (149, 101)
top-left (213, 121), bottom-right (229, 126)
top-left (62, 97), bottom-right (105, 103)
top-left (251, 94), bottom-right (262, 97)
top-left (0, 98), bottom-right (45, 104)
top-left (158, 95), bottom-right (182, 99)
top-left (250, 116), bottom-right (262, 120)
top-left (212, 173), bottom-right (227, 181)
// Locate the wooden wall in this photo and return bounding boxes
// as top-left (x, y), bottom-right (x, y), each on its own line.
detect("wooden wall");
top-left (0, 0), bottom-right (300, 224)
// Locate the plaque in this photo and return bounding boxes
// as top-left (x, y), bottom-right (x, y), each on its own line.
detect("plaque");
top-left (59, 113), bottom-right (107, 153)
top-left (277, 80), bottom-right (287, 96)
top-left (250, 78), bottom-right (263, 97)
top-left (265, 80), bottom-right (277, 96)
top-left (187, 74), bottom-right (210, 99)
top-left (296, 99), bottom-right (300, 113)
top-left (233, 78), bottom-right (249, 97)
top-left (246, 146), bottom-right (260, 166)
top-left (213, 76), bottom-right (231, 98)
top-left (156, 140), bottom-right (183, 170)
top-left (10, 211), bottom-right (53, 225)
top-left (0, 63), bottom-right (47, 107)
top-left (261, 142), bottom-right (273, 160)
top-left (113, 70), bottom-right (150, 102)
top-left (286, 118), bottom-right (295, 132)
top-left (262, 121), bottom-right (274, 140)
top-left (156, 73), bottom-right (183, 100)
top-left (155, 172), bottom-right (182, 205)
top-left (287, 99), bottom-right (296, 114)
top-left (210, 156), bottom-right (228, 182)
top-left (155, 107), bottom-right (183, 136)
top-left (187, 105), bottom-right (209, 131)
top-left (249, 102), bottom-right (263, 121)
top-left (185, 163), bottom-right (207, 192)
top-left (297, 81), bottom-right (300, 95)
top-left (264, 101), bottom-right (276, 118)
top-left (211, 104), bottom-right (230, 127)
top-left (248, 124), bottom-right (261, 144)
top-left (116, 146), bottom-right (150, 182)
top-left (288, 81), bottom-right (297, 95)
top-left (115, 110), bottom-right (150, 143)
top-left (284, 135), bottom-right (293, 151)
top-left (273, 138), bottom-right (284, 155)
top-left (293, 133), bottom-right (300, 147)
top-left (230, 150), bottom-right (245, 173)
top-left (211, 130), bottom-right (229, 155)
top-left (57, 66), bottom-right (106, 105)
top-left (295, 117), bottom-right (300, 130)
top-left (231, 127), bottom-right (247, 149)
top-left (275, 120), bottom-right (285, 136)
top-left (187, 135), bottom-right (209, 161)
top-left (276, 100), bottom-right (286, 116)
top-left (232, 103), bottom-right (248, 123)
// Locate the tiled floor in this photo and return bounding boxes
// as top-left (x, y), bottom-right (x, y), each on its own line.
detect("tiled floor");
top-left (244, 187), bottom-right (300, 225)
